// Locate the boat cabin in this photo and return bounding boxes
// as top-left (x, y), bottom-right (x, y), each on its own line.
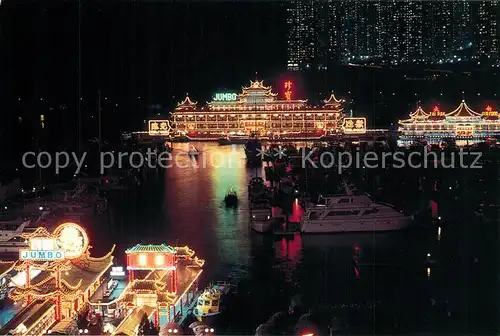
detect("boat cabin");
top-left (195, 290), bottom-right (221, 316)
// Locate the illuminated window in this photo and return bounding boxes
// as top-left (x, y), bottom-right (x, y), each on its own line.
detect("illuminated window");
top-left (138, 254), bottom-right (147, 266)
top-left (155, 254), bottom-right (165, 266)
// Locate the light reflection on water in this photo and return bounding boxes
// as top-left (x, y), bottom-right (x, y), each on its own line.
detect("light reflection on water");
top-left (98, 142), bottom-right (494, 333)
top-left (163, 143), bottom-right (409, 301)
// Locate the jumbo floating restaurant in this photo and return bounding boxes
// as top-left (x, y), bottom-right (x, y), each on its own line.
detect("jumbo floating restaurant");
top-left (148, 79), bottom-right (369, 140)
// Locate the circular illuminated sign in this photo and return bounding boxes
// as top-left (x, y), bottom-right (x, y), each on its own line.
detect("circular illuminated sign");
top-left (53, 223), bottom-right (89, 259)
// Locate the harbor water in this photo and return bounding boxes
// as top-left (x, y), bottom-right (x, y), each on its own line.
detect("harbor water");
top-left (91, 142), bottom-right (497, 334)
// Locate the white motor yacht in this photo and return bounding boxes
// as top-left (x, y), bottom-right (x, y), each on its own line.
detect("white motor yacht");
top-left (301, 183), bottom-right (412, 233)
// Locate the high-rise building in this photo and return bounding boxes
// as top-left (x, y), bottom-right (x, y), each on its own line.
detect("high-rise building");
top-left (474, 1), bottom-right (499, 60)
top-left (286, 1), bottom-right (497, 69)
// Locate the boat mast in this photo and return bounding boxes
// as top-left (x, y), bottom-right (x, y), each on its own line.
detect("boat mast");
top-left (98, 90), bottom-right (102, 155)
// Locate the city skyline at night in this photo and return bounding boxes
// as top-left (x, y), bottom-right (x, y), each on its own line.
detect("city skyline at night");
top-left (287, 1), bottom-right (499, 69)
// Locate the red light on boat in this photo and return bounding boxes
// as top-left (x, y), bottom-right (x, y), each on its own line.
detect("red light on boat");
top-left (486, 105), bottom-right (493, 112)
top-left (433, 105), bottom-right (439, 112)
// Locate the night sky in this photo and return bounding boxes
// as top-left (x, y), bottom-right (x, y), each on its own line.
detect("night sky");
top-left (0, 1), bottom-right (286, 157)
top-left (0, 1), bottom-right (498, 160)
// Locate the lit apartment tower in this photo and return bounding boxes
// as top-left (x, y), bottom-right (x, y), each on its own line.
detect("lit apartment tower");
top-left (474, 1), bottom-right (499, 61)
top-left (286, 0), bottom-right (316, 70)
top-left (286, 0), bottom-right (492, 66)
top-left (374, 1), bottom-right (423, 64)
top-left (338, 1), bottom-right (377, 63)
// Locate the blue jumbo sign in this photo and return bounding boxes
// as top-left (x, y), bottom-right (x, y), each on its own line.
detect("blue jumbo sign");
top-left (19, 250), bottom-right (65, 261)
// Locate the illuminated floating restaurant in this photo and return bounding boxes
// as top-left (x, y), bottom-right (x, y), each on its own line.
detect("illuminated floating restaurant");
top-left (0, 223), bottom-right (113, 336)
top-left (93, 243), bottom-right (204, 335)
top-left (149, 79), bottom-right (346, 140)
top-left (398, 101), bottom-right (500, 146)
top-left (0, 223), bottom-right (205, 336)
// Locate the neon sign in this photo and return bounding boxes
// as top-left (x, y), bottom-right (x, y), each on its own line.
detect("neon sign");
top-left (482, 105), bottom-right (498, 117)
top-left (343, 117), bottom-right (366, 134)
top-left (213, 93), bottom-right (237, 101)
top-left (430, 106), bottom-right (445, 117)
top-left (20, 250), bottom-right (64, 261)
top-left (456, 125), bottom-right (474, 137)
top-left (149, 120), bottom-right (172, 135)
top-left (20, 237), bottom-right (64, 260)
top-left (284, 81), bottom-right (292, 101)
top-left (19, 223), bottom-right (89, 261)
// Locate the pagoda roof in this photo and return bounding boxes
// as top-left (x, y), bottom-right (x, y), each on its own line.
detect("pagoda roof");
top-left (239, 80), bottom-right (278, 98)
top-left (243, 80), bottom-right (272, 91)
top-left (410, 106), bottom-right (429, 119)
top-left (130, 279), bottom-right (169, 292)
top-left (125, 243), bottom-right (177, 254)
top-left (175, 96), bottom-right (197, 110)
top-left (174, 245), bottom-right (195, 257)
top-left (9, 248), bottom-right (113, 301)
top-left (324, 93), bottom-right (344, 105)
top-left (446, 100), bottom-right (481, 117)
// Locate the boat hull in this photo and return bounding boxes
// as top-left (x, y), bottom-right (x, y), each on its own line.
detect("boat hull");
top-left (300, 216), bottom-right (412, 233)
top-left (251, 220), bottom-right (273, 233)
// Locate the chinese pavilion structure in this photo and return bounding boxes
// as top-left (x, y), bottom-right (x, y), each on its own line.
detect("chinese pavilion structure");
top-left (0, 224), bottom-right (113, 336)
top-left (398, 101), bottom-right (500, 146)
top-left (165, 79), bottom-right (345, 140)
top-left (111, 244), bottom-right (204, 334)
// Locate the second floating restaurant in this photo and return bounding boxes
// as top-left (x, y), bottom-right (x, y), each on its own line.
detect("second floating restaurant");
top-left (398, 101), bottom-right (500, 146)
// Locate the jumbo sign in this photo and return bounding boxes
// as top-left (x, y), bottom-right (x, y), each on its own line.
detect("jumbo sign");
top-left (20, 250), bottom-right (65, 261)
top-left (19, 237), bottom-right (64, 261)
top-left (213, 93), bottom-right (237, 101)
top-left (19, 223), bottom-right (89, 261)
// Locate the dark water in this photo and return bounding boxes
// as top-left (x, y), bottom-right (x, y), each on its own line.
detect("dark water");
top-left (90, 143), bottom-right (497, 334)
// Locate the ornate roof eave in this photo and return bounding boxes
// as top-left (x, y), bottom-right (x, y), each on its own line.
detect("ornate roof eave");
top-left (324, 93), bottom-right (344, 105)
top-left (125, 243), bottom-right (176, 254)
top-left (189, 256), bottom-right (205, 267)
top-left (61, 278), bottom-right (83, 291)
top-left (242, 80), bottom-right (272, 91)
top-left (398, 118), bottom-right (422, 124)
top-left (9, 280), bottom-right (83, 301)
top-left (20, 227), bottom-right (53, 240)
top-left (85, 244), bottom-right (115, 262)
top-left (445, 101), bottom-right (481, 117)
top-left (410, 107), bottom-right (429, 118)
top-left (174, 245), bottom-right (195, 257)
top-left (177, 96), bottom-right (197, 107)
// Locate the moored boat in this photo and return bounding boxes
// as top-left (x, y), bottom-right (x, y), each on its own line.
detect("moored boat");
top-left (224, 187), bottom-right (238, 208)
top-left (300, 184), bottom-right (412, 233)
top-left (193, 282), bottom-right (232, 324)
